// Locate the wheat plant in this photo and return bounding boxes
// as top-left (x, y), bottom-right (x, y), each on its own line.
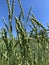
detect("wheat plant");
top-left (0, 0), bottom-right (49, 65)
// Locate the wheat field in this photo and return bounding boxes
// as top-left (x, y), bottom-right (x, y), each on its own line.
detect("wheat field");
top-left (0, 0), bottom-right (49, 65)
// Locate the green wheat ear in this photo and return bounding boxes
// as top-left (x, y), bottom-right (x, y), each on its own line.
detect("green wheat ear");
top-left (18, 0), bottom-right (24, 21)
top-left (26, 6), bottom-right (32, 22)
top-left (2, 17), bottom-right (9, 31)
top-left (6, 0), bottom-right (15, 32)
top-left (30, 13), bottom-right (46, 31)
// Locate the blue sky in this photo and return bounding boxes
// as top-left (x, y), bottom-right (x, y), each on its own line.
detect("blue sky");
top-left (0, 0), bottom-right (49, 35)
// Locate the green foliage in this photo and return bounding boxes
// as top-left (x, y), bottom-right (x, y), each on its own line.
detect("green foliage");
top-left (0, 0), bottom-right (49, 65)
